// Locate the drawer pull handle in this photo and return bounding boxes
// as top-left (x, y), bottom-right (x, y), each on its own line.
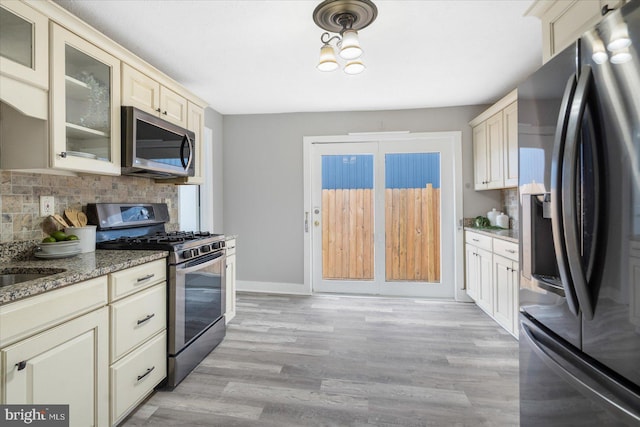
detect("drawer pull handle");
top-left (472, 239), bottom-right (480, 242)
top-left (506, 249), bottom-right (517, 253)
top-left (16, 361), bottom-right (27, 371)
top-left (137, 366), bottom-right (155, 382)
top-left (137, 313), bottom-right (155, 325)
top-left (136, 274), bottom-right (155, 283)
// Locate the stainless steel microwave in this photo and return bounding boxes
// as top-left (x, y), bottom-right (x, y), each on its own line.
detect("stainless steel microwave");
top-left (121, 106), bottom-right (195, 178)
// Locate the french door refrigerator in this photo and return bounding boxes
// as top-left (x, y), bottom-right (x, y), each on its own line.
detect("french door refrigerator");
top-left (518, 1), bottom-right (640, 425)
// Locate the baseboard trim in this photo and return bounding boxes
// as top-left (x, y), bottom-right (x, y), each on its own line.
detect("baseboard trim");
top-left (236, 280), bottom-right (311, 295)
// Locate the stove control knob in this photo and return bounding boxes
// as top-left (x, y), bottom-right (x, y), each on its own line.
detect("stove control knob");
top-left (182, 249), bottom-right (197, 259)
top-left (200, 244), bottom-right (211, 253)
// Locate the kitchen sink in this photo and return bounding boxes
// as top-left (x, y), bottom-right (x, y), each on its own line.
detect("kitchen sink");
top-left (0, 269), bottom-right (66, 287)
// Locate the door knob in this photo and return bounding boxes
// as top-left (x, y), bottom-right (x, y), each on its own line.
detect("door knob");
top-left (314, 221), bottom-right (320, 226)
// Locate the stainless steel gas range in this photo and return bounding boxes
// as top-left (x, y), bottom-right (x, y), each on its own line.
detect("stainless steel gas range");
top-left (87, 203), bottom-right (225, 388)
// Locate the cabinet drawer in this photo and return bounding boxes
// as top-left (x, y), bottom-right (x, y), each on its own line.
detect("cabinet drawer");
top-left (493, 238), bottom-right (519, 262)
top-left (110, 283), bottom-right (166, 361)
top-left (465, 231), bottom-right (493, 251)
top-left (226, 238), bottom-right (236, 256)
top-left (0, 276), bottom-right (107, 348)
top-left (110, 330), bottom-right (166, 425)
top-left (109, 259), bottom-right (166, 301)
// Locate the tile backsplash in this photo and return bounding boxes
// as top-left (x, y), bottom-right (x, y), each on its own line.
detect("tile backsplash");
top-left (502, 187), bottom-right (519, 234)
top-left (1, 171), bottom-right (179, 243)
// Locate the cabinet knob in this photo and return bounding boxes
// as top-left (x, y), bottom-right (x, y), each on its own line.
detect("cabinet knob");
top-left (15, 361), bottom-right (27, 371)
top-left (155, 108), bottom-right (161, 113)
top-left (58, 152), bottom-right (67, 158)
top-left (162, 111), bottom-right (168, 115)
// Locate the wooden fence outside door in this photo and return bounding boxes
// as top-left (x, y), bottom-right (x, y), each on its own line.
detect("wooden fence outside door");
top-left (321, 184), bottom-right (440, 282)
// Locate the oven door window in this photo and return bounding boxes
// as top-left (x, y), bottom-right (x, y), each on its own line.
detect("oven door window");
top-left (177, 253), bottom-right (224, 345)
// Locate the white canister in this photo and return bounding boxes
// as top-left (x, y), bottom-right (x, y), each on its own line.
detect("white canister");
top-left (487, 208), bottom-right (499, 226)
top-left (496, 212), bottom-right (510, 229)
top-left (64, 225), bottom-right (97, 253)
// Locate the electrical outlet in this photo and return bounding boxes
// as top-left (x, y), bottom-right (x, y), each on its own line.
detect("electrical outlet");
top-left (40, 196), bottom-right (55, 217)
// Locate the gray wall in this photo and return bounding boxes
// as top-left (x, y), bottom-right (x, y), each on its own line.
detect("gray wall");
top-left (223, 106), bottom-right (502, 287)
top-left (204, 107), bottom-right (224, 233)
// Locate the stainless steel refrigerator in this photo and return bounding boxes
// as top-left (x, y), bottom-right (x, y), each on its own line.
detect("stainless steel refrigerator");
top-left (518, 1), bottom-right (640, 425)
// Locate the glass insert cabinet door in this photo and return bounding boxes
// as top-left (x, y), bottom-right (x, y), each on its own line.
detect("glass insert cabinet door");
top-left (50, 23), bottom-right (121, 175)
top-left (0, 1), bottom-right (48, 89)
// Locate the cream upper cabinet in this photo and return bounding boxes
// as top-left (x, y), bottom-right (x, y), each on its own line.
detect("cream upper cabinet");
top-left (50, 23), bottom-right (121, 175)
top-left (160, 86), bottom-right (188, 127)
top-left (121, 63), bottom-right (160, 114)
top-left (0, 0), bottom-right (48, 120)
top-left (472, 122), bottom-right (489, 190)
top-left (526, 0), bottom-right (628, 63)
top-left (470, 90), bottom-right (518, 190)
top-left (503, 102), bottom-right (519, 187)
top-left (486, 111), bottom-right (505, 189)
top-left (122, 63), bottom-right (188, 128)
top-left (0, 1), bottom-right (48, 89)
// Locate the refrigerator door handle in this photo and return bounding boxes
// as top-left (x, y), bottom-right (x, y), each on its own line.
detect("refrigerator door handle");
top-left (562, 65), bottom-right (596, 320)
top-left (550, 73), bottom-right (581, 316)
top-left (521, 316), bottom-right (640, 425)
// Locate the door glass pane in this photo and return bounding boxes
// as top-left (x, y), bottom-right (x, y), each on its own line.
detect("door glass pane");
top-left (64, 44), bottom-right (111, 161)
top-left (321, 155), bottom-right (374, 280)
top-left (0, 7), bottom-right (32, 68)
top-left (385, 153), bottom-right (441, 283)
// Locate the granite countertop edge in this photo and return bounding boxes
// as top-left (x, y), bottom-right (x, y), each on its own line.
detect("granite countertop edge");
top-left (0, 250), bottom-right (168, 305)
top-left (464, 227), bottom-right (519, 243)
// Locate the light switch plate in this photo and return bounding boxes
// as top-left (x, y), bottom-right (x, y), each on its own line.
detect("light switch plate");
top-left (40, 196), bottom-right (54, 217)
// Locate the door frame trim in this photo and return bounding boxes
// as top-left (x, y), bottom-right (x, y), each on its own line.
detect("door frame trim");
top-left (303, 131), bottom-right (465, 300)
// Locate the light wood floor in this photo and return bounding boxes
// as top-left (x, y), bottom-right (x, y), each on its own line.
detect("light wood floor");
top-left (122, 293), bottom-right (519, 426)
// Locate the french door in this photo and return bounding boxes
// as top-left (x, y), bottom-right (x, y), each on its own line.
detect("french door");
top-left (307, 133), bottom-right (458, 298)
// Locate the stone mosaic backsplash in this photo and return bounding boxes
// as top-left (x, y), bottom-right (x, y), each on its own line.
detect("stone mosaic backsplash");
top-left (0, 171), bottom-right (179, 244)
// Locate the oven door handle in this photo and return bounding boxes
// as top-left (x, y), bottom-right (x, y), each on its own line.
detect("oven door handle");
top-left (179, 251), bottom-right (224, 273)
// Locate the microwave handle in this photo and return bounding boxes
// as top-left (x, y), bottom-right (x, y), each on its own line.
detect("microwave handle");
top-left (180, 134), bottom-right (194, 171)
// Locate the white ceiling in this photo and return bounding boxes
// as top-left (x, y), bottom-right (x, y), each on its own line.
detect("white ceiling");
top-left (52, 0), bottom-right (542, 115)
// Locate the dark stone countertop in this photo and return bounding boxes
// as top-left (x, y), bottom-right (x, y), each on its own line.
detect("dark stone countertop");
top-left (464, 227), bottom-right (519, 244)
top-left (0, 250), bottom-right (168, 305)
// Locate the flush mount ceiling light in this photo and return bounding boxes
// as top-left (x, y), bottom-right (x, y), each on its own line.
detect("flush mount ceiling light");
top-left (313, 0), bottom-right (378, 75)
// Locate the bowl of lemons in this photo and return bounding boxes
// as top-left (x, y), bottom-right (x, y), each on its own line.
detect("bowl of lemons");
top-left (35, 231), bottom-right (81, 258)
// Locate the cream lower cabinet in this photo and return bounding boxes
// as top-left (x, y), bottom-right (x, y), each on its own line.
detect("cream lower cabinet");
top-left (225, 238), bottom-right (237, 323)
top-left (108, 259), bottom-right (167, 426)
top-left (0, 277), bottom-right (109, 427)
top-left (493, 254), bottom-right (519, 336)
top-left (465, 231), bottom-right (520, 338)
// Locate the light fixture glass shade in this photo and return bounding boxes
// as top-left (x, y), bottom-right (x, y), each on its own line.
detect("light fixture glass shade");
top-left (592, 51), bottom-right (608, 64)
top-left (607, 37), bottom-right (631, 52)
top-left (317, 44), bottom-right (339, 72)
top-left (339, 30), bottom-right (362, 60)
top-left (610, 48), bottom-right (632, 64)
top-left (344, 59), bottom-right (365, 75)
